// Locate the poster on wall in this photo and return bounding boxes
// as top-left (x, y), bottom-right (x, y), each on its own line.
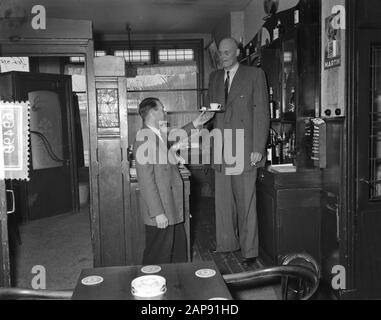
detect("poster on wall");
top-left (324, 12), bottom-right (342, 69)
top-left (0, 57), bottom-right (30, 73)
top-left (0, 101), bottom-right (30, 181)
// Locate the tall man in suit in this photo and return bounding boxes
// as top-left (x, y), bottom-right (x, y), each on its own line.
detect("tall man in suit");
top-left (207, 38), bottom-right (270, 265)
top-left (134, 98), bottom-right (213, 265)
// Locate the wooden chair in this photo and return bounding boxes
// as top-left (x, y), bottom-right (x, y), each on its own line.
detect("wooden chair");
top-left (0, 288), bottom-right (73, 300)
top-left (223, 254), bottom-right (320, 300)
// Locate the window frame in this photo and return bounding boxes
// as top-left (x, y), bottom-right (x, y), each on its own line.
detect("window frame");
top-left (95, 39), bottom-right (205, 107)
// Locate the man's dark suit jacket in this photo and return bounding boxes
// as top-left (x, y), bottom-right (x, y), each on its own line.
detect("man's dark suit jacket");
top-left (134, 123), bottom-right (195, 227)
top-left (207, 64), bottom-right (270, 173)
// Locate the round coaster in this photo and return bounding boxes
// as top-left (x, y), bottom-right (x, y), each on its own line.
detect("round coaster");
top-left (141, 265), bottom-right (162, 274)
top-left (195, 269), bottom-right (217, 278)
top-left (81, 275), bottom-right (104, 286)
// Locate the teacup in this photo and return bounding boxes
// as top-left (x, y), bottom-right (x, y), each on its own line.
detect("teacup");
top-left (210, 103), bottom-right (222, 110)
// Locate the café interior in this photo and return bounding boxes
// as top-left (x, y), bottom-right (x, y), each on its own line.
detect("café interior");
top-left (0, 0), bottom-right (381, 300)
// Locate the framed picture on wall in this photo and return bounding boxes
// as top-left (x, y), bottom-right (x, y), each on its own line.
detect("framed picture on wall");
top-left (206, 40), bottom-right (222, 70)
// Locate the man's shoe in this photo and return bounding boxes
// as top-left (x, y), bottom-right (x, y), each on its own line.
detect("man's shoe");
top-left (242, 257), bottom-right (257, 267)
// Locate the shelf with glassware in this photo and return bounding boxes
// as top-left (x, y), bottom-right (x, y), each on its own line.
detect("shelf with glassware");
top-left (241, 25), bottom-right (319, 169)
top-left (239, 0), bottom-right (319, 170)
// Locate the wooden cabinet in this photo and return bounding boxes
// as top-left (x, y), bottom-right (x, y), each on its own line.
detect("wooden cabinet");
top-left (257, 168), bottom-right (322, 265)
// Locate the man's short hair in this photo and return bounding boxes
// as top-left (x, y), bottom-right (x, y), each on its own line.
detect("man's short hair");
top-left (219, 37), bottom-right (239, 49)
top-left (138, 97), bottom-right (160, 121)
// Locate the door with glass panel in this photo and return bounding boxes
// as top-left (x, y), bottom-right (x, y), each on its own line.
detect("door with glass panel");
top-left (356, 30), bottom-right (381, 298)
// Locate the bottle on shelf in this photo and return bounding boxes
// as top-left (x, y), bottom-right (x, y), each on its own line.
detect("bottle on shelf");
top-left (274, 19), bottom-right (285, 41)
top-left (282, 131), bottom-right (295, 163)
top-left (274, 96), bottom-right (281, 120)
top-left (274, 133), bottom-right (281, 164)
top-left (269, 87), bottom-right (275, 119)
top-left (266, 130), bottom-right (274, 164)
top-left (288, 87), bottom-right (296, 113)
top-left (246, 42), bottom-right (253, 58)
top-left (128, 144), bottom-right (136, 169)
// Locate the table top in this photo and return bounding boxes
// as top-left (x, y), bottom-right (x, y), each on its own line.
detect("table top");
top-left (72, 261), bottom-right (232, 300)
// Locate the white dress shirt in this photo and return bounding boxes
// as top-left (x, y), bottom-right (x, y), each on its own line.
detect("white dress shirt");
top-left (147, 125), bottom-right (164, 143)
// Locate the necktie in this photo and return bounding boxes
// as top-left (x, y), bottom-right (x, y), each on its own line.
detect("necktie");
top-left (225, 71), bottom-right (230, 103)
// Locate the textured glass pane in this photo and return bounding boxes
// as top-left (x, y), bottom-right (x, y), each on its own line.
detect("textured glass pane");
top-left (127, 65), bottom-right (198, 90)
top-left (97, 89), bottom-right (119, 128)
top-left (127, 91), bottom-right (198, 112)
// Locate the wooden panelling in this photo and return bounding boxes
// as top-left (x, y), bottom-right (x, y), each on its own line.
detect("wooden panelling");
top-left (277, 189), bottom-right (321, 209)
top-left (98, 138), bottom-right (126, 266)
top-left (0, 18), bottom-right (92, 41)
top-left (357, 210), bottom-right (381, 298)
top-left (257, 187), bottom-right (276, 264)
top-left (356, 0), bottom-right (381, 27)
top-left (0, 180), bottom-right (10, 287)
top-left (257, 169), bottom-right (322, 266)
top-left (278, 207), bottom-right (321, 259)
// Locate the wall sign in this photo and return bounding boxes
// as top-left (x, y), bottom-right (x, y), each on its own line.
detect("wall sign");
top-left (0, 101), bottom-right (30, 181)
top-left (321, 1), bottom-right (346, 118)
top-left (0, 57), bottom-right (30, 73)
top-left (324, 13), bottom-right (342, 69)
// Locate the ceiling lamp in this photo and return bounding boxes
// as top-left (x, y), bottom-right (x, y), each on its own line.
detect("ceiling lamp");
top-left (125, 24), bottom-right (137, 78)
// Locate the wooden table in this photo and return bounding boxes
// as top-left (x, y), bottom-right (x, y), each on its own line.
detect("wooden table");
top-left (72, 261), bottom-right (232, 300)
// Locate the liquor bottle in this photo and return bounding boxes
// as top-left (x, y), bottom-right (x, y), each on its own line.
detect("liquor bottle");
top-left (273, 21), bottom-right (279, 40)
top-left (274, 96), bottom-right (280, 120)
top-left (246, 42), bottom-right (253, 58)
top-left (128, 144), bottom-right (134, 162)
top-left (288, 87), bottom-right (296, 113)
top-left (266, 130), bottom-right (274, 164)
top-left (269, 87), bottom-right (275, 119)
top-left (281, 132), bottom-right (289, 162)
top-left (274, 134), bottom-right (281, 164)
top-left (278, 19), bottom-right (285, 36)
top-left (274, 19), bottom-right (285, 40)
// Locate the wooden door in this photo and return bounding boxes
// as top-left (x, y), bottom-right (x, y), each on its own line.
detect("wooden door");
top-left (356, 30), bottom-right (381, 299)
top-left (1, 72), bottom-right (78, 220)
top-left (0, 180), bottom-right (10, 287)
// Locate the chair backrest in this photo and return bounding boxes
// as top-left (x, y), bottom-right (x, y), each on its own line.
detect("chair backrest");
top-left (223, 254), bottom-right (320, 300)
top-left (0, 288), bottom-right (73, 300)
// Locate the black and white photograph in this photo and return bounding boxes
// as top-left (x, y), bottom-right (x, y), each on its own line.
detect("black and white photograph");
top-left (0, 0), bottom-right (380, 306)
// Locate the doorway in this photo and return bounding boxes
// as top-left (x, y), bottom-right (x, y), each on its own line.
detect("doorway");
top-left (0, 55), bottom-right (93, 289)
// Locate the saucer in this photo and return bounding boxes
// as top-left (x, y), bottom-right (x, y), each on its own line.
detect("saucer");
top-left (81, 275), bottom-right (104, 286)
top-left (195, 269), bottom-right (217, 278)
top-left (199, 107), bottom-right (224, 113)
top-left (141, 265), bottom-right (162, 274)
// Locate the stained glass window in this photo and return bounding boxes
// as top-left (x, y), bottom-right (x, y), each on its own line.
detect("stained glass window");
top-left (96, 89), bottom-right (119, 128)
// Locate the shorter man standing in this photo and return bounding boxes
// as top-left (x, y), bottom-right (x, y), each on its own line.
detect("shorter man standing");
top-left (134, 98), bottom-right (213, 265)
